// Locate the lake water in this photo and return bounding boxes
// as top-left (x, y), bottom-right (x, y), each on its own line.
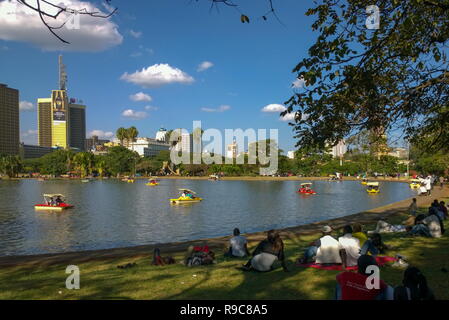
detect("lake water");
top-left (0, 179), bottom-right (416, 256)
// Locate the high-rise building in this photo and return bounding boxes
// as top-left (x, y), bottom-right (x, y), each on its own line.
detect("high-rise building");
top-left (155, 127), bottom-right (168, 142)
top-left (226, 139), bottom-right (238, 159)
top-left (69, 103), bottom-right (86, 151)
top-left (0, 84), bottom-right (19, 155)
top-left (37, 55), bottom-right (86, 150)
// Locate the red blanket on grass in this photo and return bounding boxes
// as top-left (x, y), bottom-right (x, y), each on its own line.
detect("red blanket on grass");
top-left (296, 256), bottom-right (396, 271)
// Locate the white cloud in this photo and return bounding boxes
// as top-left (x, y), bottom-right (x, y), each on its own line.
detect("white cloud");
top-left (280, 113), bottom-right (296, 122)
top-left (292, 77), bottom-right (305, 88)
top-left (201, 105), bottom-right (231, 113)
top-left (130, 46), bottom-right (153, 58)
top-left (261, 104), bottom-right (286, 113)
top-left (19, 100), bottom-right (34, 111)
top-left (0, 0), bottom-right (123, 52)
top-left (129, 30), bottom-right (142, 38)
top-left (144, 105), bottom-right (158, 111)
top-left (122, 109), bottom-right (148, 120)
top-left (20, 129), bottom-right (38, 144)
top-left (129, 92), bottom-right (152, 102)
top-left (120, 64), bottom-right (194, 88)
top-left (88, 130), bottom-right (114, 139)
top-left (197, 61), bottom-right (213, 72)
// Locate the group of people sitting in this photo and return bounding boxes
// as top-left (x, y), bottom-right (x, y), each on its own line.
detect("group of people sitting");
top-left (335, 254), bottom-right (434, 300)
top-left (371, 198), bottom-right (447, 238)
top-left (149, 197), bottom-right (446, 300)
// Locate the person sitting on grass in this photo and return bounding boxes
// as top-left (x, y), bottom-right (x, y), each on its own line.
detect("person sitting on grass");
top-left (338, 225), bottom-right (361, 267)
top-left (360, 233), bottom-right (390, 257)
top-left (423, 206), bottom-right (445, 238)
top-left (297, 225), bottom-right (347, 268)
top-left (241, 230), bottom-right (288, 272)
top-left (368, 220), bottom-right (407, 234)
top-left (335, 254), bottom-right (393, 300)
top-left (225, 228), bottom-right (250, 258)
top-left (408, 214), bottom-right (432, 237)
top-left (352, 223), bottom-right (368, 247)
top-left (394, 266), bottom-right (435, 300)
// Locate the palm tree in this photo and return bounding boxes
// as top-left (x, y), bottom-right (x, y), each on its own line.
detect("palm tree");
top-left (127, 126), bottom-right (139, 151)
top-left (0, 154), bottom-right (22, 178)
top-left (73, 152), bottom-right (94, 178)
top-left (116, 127), bottom-right (127, 146)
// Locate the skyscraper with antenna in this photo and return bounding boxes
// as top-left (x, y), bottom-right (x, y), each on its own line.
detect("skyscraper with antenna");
top-left (37, 55), bottom-right (86, 150)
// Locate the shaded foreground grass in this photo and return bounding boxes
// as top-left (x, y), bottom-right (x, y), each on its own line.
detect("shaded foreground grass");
top-left (1, 203), bottom-right (448, 300)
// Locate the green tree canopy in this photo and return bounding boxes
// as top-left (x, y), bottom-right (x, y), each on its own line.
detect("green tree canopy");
top-left (284, 0), bottom-right (449, 152)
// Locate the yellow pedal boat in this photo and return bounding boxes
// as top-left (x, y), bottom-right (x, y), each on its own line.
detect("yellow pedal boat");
top-left (409, 179), bottom-right (421, 189)
top-left (170, 188), bottom-right (202, 204)
top-left (170, 196), bottom-right (203, 204)
top-left (366, 182), bottom-right (380, 194)
top-left (146, 182), bottom-right (159, 186)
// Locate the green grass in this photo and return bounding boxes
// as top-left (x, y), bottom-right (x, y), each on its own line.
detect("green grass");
top-left (1, 204), bottom-right (448, 300)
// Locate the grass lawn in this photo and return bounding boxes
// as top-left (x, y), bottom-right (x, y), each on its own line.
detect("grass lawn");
top-left (1, 201), bottom-right (448, 300)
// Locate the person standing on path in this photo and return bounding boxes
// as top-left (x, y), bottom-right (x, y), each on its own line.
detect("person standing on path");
top-left (440, 176), bottom-right (445, 189)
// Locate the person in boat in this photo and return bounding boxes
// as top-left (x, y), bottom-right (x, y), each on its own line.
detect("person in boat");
top-left (55, 196), bottom-right (63, 205)
top-left (241, 230), bottom-right (288, 272)
top-left (49, 197), bottom-right (56, 206)
top-left (185, 190), bottom-right (194, 199)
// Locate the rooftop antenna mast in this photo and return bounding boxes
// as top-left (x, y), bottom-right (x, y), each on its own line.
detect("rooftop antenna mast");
top-left (59, 54), bottom-right (67, 90)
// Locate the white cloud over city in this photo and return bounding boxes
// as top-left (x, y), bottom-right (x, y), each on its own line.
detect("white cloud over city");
top-left (20, 129), bottom-right (38, 144)
top-left (0, 0), bottom-right (123, 52)
top-left (197, 61), bottom-right (213, 72)
top-left (129, 92), bottom-right (152, 102)
top-left (261, 104), bottom-right (286, 113)
top-left (88, 130), bottom-right (114, 139)
top-left (121, 109), bottom-right (148, 120)
top-left (19, 100), bottom-right (34, 111)
top-left (120, 64), bottom-right (194, 88)
top-left (201, 105), bottom-right (231, 113)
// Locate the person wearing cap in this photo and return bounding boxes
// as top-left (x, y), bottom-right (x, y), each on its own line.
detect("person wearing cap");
top-left (335, 255), bottom-right (393, 300)
top-left (298, 225), bottom-right (347, 268)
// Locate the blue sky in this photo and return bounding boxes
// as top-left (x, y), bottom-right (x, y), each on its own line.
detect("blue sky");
top-left (0, 0), bottom-right (320, 152)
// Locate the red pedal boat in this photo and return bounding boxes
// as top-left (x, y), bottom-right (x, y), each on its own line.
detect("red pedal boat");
top-left (34, 194), bottom-right (74, 212)
top-left (297, 183), bottom-right (317, 195)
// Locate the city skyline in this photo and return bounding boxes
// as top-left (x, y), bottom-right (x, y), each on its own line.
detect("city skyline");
top-left (0, 0), bottom-right (316, 153)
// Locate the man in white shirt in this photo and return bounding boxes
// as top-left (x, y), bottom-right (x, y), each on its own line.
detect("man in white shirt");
top-left (338, 225), bottom-right (361, 267)
top-left (299, 225), bottom-right (347, 268)
top-left (226, 228), bottom-right (249, 257)
top-left (423, 214), bottom-right (443, 238)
